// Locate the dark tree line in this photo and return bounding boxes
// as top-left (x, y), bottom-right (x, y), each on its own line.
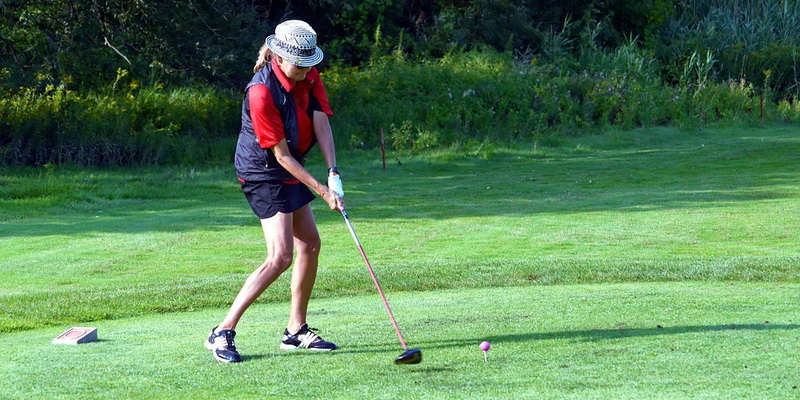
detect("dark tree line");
top-left (2, 0), bottom-right (656, 90)
top-left (4, 1), bottom-right (800, 95)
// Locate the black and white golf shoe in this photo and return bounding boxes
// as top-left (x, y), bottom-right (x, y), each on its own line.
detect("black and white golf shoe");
top-left (280, 324), bottom-right (338, 351)
top-left (205, 327), bottom-right (243, 363)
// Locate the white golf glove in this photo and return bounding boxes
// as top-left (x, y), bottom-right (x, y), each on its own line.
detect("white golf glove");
top-left (327, 174), bottom-right (344, 197)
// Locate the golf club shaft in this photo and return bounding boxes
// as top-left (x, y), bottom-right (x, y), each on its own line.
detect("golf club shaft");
top-left (341, 209), bottom-right (409, 351)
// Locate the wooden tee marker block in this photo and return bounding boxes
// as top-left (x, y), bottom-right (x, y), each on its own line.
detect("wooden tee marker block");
top-left (52, 327), bottom-right (98, 345)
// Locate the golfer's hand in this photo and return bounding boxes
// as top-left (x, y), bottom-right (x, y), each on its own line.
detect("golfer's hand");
top-left (322, 187), bottom-right (344, 212)
top-left (327, 174), bottom-right (344, 197)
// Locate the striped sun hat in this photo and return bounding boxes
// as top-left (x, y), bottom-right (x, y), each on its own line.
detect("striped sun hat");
top-left (265, 20), bottom-right (324, 67)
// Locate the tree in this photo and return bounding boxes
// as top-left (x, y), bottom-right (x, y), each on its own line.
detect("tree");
top-left (0, 0), bottom-right (264, 90)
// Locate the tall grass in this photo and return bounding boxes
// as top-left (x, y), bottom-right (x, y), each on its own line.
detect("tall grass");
top-left (3, 38), bottom-right (800, 166)
top-left (0, 84), bottom-right (239, 166)
top-left (661, 0), bottom-right (800, 94)
top-left (324, 48), bottom-right (768, 152)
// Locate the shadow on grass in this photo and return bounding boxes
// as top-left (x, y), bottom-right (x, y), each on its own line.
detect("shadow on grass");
top-left (419, 323), bottom-right (800, 350)
top-left (0, 204), bottom-right (257, 238)
top-left (2, 128), bottom-right (799, 237)
top-left (242, 323), bottom-right (800, 359)
top-left (349, 132), bottom-right (800, 221)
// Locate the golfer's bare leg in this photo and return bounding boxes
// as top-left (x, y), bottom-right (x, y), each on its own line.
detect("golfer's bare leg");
top-left (287, 204), bottom-right (320, 334)
top-left (218, 212), bottom-right (294, 330)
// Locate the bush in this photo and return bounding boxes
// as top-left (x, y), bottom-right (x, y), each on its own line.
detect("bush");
top-left (0, 84), bottom-right (239, 166)
top-left (325, 50), bottom-right (547, 151)
top-left (323, 47), bottom-right (787, 153)
top-left (658, 1), bottom-right (800, 96)
top-left (4, 46), bottom-right (797, 167)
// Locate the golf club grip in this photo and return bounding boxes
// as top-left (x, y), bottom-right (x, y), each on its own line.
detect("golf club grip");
top-left (341, 210), bottom-right (409, 350)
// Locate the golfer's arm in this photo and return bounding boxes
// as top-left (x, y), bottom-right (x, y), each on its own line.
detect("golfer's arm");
top-left (313, 111), bottom-right (337, 173)
top-left (271, 139), bottom-right (328, 196)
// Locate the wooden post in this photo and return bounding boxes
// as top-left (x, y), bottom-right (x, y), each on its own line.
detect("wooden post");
top-left (380, 128), bottom-right (386, 171)
top-left (760, 92), bottom-right (764, 127)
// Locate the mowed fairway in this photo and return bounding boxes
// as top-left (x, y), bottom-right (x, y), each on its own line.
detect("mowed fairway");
top-left (1, 126), bottom-right (799, 399)
top-left (3, 283), bottom-right (799, 399)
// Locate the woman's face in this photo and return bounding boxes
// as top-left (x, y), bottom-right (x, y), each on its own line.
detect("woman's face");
top-left (277, 57), bottom-right (312, 82)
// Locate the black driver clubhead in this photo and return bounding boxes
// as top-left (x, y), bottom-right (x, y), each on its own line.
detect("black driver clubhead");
top-left (395, 349), bottom-right (422, 365)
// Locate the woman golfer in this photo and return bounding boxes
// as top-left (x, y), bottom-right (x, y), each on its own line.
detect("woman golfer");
top-left (206, 20), bottom-right (344, 363)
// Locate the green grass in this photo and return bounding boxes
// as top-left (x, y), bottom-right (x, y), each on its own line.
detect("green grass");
top-left (2, 283), bottom-right (799, 399)
top-left (1, 126), bottom-right (799, 398)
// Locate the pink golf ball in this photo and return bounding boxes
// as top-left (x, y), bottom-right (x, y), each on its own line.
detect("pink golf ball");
top-left (480, 341), bottom-right (491, 351)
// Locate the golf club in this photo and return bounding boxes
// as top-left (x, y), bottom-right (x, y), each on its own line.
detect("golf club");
top-left (340, 207), bottom-right (422, 365)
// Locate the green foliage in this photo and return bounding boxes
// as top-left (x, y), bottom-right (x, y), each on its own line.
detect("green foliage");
top-left (326, 50), bottom-right (549, 152)
top-left (606, 0), bottom-right (678, 46)
top-left (777, 96), bottom-right (800, 122)
top-left (0, 0), bottom-right (262, 90)
top-left (1, 46), bottom-right (780, 167)
top-left (424, 0), bottom-right (539, 55)
top-left (659, 0), bottom-right (800, 95)
top-left (324, 46), bottom-right (774, 153)
top-left (673, 78), bottom-right (759, 130)
top-left (306, 0), bottom-right (599, 65)
top-left (1, 44), bottom-right (789, 167)
top-left (313, 0), bottom-right (406, 66)
top-left (0, 0), bottom-right (606, 90)
top-left (4, 0), bottom-right (800, 101)
top-left (0, 83), bottom-right (239, 166)
top-left (5, 1), bottom-right (800, 166)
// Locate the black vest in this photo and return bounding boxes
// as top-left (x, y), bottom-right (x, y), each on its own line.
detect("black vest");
top-left (234, 63), bottom-right (318, 182)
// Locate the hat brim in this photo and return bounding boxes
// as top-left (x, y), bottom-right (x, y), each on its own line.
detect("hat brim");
top-left (265, 34), bottom-right (324, 67)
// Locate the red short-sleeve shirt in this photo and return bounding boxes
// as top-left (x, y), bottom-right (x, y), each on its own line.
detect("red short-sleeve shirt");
top-left (248, 58), bottom-right (334, 154)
